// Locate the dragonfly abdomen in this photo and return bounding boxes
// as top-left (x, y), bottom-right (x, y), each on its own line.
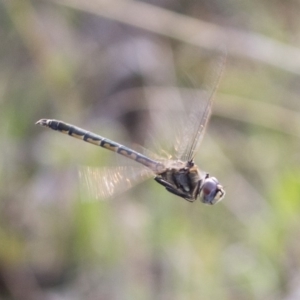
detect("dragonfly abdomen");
top-left (36, 119), bottom-right (164, 173)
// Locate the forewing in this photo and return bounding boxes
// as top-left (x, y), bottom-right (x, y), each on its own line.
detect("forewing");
top-left (79, 165), bottom-right (154, 200)
top-left (145, 87), bottom-right (186, 159)
top-left (174, 87), bottom-right (212, 162)
top-left (175, 55), bottom-right (226, 162)
top-left (145, 54), bottom-right (226, 162)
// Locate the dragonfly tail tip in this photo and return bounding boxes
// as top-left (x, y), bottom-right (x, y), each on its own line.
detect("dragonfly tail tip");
top-left (35, 119), bottom-right (48, 126)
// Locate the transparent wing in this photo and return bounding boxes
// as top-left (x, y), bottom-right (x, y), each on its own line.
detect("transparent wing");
top-left (175, 55), bottom-right (226, 162)
top-left (79, 165), bottom-right (154, 200)
top-left (146, 54), bottom-right (226, 162)
top-left (145, 87), bottom-right (186, 159)
top-left (131, 144), bottom-right (164, 161)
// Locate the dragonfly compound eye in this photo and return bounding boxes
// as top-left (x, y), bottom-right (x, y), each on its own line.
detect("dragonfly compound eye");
top-left (200, 177), bottom-right (225, 205)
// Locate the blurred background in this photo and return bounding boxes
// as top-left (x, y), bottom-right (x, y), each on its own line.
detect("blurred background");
top-left (1, 0), bottom-right (300, 299)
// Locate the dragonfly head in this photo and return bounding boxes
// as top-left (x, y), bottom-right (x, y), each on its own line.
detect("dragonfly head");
top-left (199, 176), bottom-right (225, 205)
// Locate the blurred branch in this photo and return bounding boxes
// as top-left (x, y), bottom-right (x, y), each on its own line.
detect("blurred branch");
top-left (50, 0), bottom-right (300, 75)
top-left (215, 93), bottom-right (300, 138)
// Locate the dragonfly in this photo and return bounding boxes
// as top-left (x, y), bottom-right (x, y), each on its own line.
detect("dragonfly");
top-left (36, 64), bottom-right (225, 205)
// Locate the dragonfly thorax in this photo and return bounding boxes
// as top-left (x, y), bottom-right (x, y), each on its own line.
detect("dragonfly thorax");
top-left (155, 160), bottom-right (225, 204)
top-left (154, 160), bottom-right (202, 202)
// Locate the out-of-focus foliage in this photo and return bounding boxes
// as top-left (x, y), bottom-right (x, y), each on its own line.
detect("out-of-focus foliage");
top-left (1, 0), bottom-right (300, 299)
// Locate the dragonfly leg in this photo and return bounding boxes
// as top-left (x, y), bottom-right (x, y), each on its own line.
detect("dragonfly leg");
top-left (154, 177), bottom-right (195, 202)
top-left (165, 187), bottom-right (195, 202)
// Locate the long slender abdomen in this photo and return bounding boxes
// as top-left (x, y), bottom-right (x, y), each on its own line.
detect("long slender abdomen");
top-left (36, 119), bottom-right (164, 172)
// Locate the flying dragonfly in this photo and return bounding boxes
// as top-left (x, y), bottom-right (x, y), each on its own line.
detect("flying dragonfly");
top-left (36, 61), bottom-right (225, 205)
